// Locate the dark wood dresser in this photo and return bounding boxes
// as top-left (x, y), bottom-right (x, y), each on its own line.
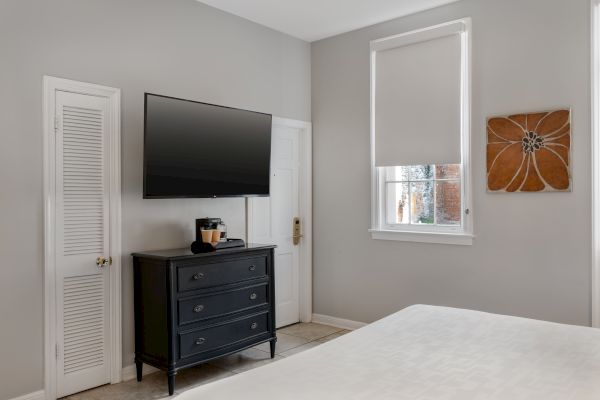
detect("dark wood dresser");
top-left (132, 244), bottom-right (276, 395)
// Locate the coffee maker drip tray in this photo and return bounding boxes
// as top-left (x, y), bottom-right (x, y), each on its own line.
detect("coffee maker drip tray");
top-left (213, 238), bottom-right (246, 249)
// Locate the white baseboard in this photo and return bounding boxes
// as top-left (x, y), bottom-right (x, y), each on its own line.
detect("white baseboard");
top-left (121, 363), bottom-right (160, 382)
top-left (9, 390), bottom-right (45, 400)
top-left (311, 313), bottom-right (368, 331)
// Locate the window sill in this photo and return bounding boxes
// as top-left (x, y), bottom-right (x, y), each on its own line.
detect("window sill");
top-left (369, 229), bottom-right (473, 246)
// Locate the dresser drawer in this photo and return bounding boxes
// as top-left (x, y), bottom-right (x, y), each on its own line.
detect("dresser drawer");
top-left (178, 283), bottom-right (268, 325)
top-left (179, 312), bottom-right (269, 359)
top-left (177, 255), bottom-right (267, 292)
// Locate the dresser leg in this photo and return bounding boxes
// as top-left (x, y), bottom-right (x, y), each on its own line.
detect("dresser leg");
top-left (135, 360), bottom-right (143, 382)
top-left (168, 371), bottom-right (177, 396)
top-left (270, 339), bottom-right (276, 358)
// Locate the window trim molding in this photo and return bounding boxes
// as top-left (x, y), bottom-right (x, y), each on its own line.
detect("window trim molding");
top-left (370, 18), bottom-right (473, 245)
top-left (369, 229), bottom-right (474, 246)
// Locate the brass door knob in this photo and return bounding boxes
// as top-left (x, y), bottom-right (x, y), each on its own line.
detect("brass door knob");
top-left (96, 256), bottom-right (110, 268)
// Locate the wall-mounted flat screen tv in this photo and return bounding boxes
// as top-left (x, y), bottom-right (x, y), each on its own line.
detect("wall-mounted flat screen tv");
top-left (144, 93), bottom-right (272, 198)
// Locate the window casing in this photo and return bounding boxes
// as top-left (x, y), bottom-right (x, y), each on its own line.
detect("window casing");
top-left (370, 19), bottom-right (472, 245)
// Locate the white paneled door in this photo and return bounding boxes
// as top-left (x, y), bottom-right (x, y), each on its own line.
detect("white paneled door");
top-left (55, 91), bottom-right (112, 397)
top-left (249, 122), bottom-right (302, 328)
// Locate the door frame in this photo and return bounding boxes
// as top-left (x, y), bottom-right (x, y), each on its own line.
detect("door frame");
top-left (43, 76), bottom-right (122, 399)
top-left (593, 0), bottom-right (600, 328)
top-left (247, 116), bottom-right (313, 323)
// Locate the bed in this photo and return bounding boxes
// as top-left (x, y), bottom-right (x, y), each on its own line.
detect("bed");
top-left (175, 305), bottom-right (600, 399)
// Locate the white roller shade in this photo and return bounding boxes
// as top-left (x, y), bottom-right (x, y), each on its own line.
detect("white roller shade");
top-left (373, 29), bottom-right (462, 167)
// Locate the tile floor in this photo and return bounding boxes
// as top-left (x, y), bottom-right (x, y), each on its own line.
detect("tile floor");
top-left (62, 323), bottom-right (350, 399)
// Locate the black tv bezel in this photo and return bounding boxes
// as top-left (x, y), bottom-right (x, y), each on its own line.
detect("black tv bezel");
top-left (143, 92), bottom-right (272, 199)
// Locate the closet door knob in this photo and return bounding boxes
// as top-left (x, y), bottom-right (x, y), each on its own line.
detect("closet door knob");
top-left (193, 272), bottom-right (204, 280)
top-left (193, 305), bottom-right (204, 313)
top-left (96, 256), bottom-right (109, 268)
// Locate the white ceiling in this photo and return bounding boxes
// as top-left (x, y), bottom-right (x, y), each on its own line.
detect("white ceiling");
top-left (196, 0), bottom-right (460, 42)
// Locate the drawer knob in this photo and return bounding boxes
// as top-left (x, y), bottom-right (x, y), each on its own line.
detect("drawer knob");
top-left (249, 265), bottom-right (256, 272)
top-left (193, 272), bottom-right (204, 280)
top-left (250, 322), bottom-right (258, 330)
top-left (249, 293), bottom-right (257, 300)
top-left (193, 305), bottom-right (204, 313)
top-left (195, 338), bottom-right (205, 345)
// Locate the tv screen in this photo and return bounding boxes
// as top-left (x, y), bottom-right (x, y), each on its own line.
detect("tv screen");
top-left (143, 93), bottom-right (272, 198)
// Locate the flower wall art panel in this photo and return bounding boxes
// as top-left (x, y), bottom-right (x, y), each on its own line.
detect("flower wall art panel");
top-left (486, 109), bottom-right (571, 192)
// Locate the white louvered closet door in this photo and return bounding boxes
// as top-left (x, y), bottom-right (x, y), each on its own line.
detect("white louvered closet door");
top-left (55, 91), bottom-right (112, 397)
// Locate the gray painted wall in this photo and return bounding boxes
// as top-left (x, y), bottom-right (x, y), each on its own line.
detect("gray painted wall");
top-left (0, 0), bottom-right (310, 398)
top-left (311, 0), bottom-right (591, 326)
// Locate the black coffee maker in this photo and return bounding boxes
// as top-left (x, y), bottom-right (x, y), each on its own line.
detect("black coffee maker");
top-left (195, 218), bottom-right (223, 242)
top-left (191, 218), bottom-right (245, 253)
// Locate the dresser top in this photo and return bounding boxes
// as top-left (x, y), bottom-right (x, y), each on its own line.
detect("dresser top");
top-left (132, 243), bottom-right (276, 261)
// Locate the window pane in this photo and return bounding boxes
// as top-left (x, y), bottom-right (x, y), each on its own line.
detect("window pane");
top-left (435, 180), bottom-right (461, 225)
top-left (409, 165), bottom-right (434, 180)
top-left (392, 166), bottom-right (410, 181)
top-left (386, 182), bottom-right (409, 224)
top-left (410, 181), bottom-right (434, 224)
top-left (435, 164), bottom-right (461, 179)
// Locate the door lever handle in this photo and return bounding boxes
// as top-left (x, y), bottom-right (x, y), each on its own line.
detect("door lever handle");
top-left (292, 217), bottom-right (302, 245)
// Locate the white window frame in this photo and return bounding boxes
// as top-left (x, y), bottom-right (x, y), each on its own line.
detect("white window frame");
top-left (369, 18), bottom-right (473, 246)
top-left (380, 165), bottom-right (463, 232)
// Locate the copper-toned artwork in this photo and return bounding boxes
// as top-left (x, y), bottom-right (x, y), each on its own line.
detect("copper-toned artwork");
top-left (487, 109), bottom-right (571, 192)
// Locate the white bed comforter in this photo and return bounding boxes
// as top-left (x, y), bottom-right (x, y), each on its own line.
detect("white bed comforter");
top-left (176, 305), bottom-right (600, 399)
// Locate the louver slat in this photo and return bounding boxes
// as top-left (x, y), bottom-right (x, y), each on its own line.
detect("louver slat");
top-left (63, 274), bottom-right (105, 375)
top-left (62, 106), bottom-right (104, 257)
